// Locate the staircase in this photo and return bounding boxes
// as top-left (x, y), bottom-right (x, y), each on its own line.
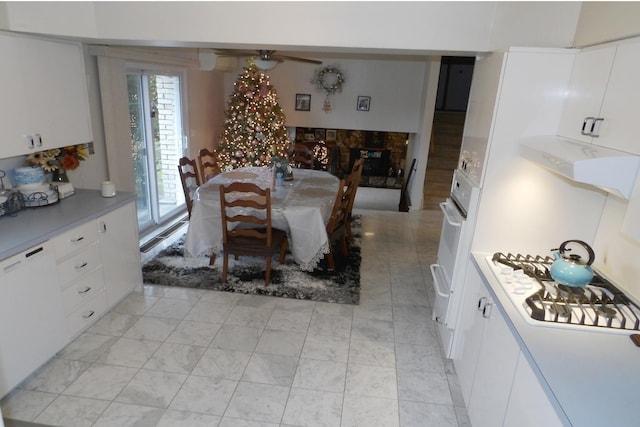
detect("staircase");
top-left (422, 111), bottom-right (465, 210)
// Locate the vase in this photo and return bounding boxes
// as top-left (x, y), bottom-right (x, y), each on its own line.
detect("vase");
top-left (52, 168), bottom-right (69, 183)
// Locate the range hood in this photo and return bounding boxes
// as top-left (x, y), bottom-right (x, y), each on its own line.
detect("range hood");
top-left (519, 136), bottom-right (640, 199)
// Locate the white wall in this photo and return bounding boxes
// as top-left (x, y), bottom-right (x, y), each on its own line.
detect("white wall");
top-left (1, 2), bottom-right (579, 53)
top-left (471, 49), bottom-right (607, 255)
top-left (489, 2), bottom-right (581, 50)
top-left (264, 58), bottom-right (427, 133)
top-left (410, 59), bottom-right (441, 211)
top-left (574, 2), bottom-right (640, 47)
top-left (185, 68), bottom-right (226, 159)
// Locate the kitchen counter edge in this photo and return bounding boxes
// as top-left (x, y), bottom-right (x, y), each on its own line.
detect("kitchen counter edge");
top-left (0, 190), bottom-right (137, 261)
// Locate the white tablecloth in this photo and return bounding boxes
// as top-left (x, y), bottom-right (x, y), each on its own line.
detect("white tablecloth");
top-left (184, 167), bottom-right (340, 271)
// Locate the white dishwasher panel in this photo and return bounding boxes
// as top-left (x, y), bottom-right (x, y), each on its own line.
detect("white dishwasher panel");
top-left (0, 243), bottom-right (68, 398)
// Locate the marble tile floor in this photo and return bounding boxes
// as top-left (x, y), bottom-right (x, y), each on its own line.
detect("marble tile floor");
top-left (1, 209), bottom-right (471, 427)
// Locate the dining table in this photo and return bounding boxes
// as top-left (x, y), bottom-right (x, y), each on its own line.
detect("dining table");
top-left (184, 166), bottom-right (341, 271)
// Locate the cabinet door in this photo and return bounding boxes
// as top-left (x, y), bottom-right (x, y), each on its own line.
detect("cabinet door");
top-left (467, 288), bottom-right (521, 427)
top-left (0, 33), bottom-right (30, 158)
top-left (557, 45), bottom-right (616, 143)
top-left (98, 202), bottom-right (143, 307)
top-left (453, 263), bottom-right (486, 405)
top-left (15, 34), bottom-right (92, 151)
top-left (503, 353), bottom-right (566, 427)
top-left (0, 243), bottom-right (68, 398)
top-left (596, 39), bottom-right (640, 155)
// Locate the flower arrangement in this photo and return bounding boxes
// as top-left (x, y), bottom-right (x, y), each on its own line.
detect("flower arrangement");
top-left (25, 144), bottom-right (89, 172)
top-left (271, 155), bottom-right (293, 181)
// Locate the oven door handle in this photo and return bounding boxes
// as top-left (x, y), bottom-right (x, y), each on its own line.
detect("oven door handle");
top-left (439, 202), bottom-right (462, 227)
top-left (429, 264), bottom-right (450, 298)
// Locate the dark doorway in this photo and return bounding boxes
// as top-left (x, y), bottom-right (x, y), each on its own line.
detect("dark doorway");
top-left (423, 56), bottom-right (475, 210)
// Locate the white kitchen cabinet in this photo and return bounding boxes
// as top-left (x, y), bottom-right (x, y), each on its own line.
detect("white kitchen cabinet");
top-left (52, 219), bottom-right (107, 339)
top-left (596, 38), bottom-right (640, 155)
top-left (453, 263), bottom-right (487, 405)
top-left (466, 283), bottom-right (520, 427)
top-left (0, 33), bottom-right (29, 158)
top-left (98, 201), bottom-right (143, 307)
top-left (455, 263), bottom-right (564, 427)
top-left (0, 242), bottom-right (68, 398)
top-left (558, 37), bottom-right (640, 155)
top-left (557, 44), bottom-right (615, 143)
top-left (455, 263), bottom-right (520, 424)
top-left (0, 31), bottom-right (92, 158)
top-left (503, 353), bottom-right (565, 427)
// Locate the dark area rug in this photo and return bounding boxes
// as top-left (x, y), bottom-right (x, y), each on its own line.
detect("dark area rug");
top-left (142, 217), bottom-right (361, 304)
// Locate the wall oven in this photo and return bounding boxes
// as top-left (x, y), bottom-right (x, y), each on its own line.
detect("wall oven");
top-left (431, 169), bottom-right (480, 358)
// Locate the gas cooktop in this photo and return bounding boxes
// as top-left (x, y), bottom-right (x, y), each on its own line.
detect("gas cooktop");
top-left (486, 252), bottom-right (640, 334)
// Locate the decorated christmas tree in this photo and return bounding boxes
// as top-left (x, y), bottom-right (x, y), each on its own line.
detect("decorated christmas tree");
top-left (216, 62), bottom-right (291, 170)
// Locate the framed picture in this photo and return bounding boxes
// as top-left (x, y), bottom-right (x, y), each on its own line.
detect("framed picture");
top-left (325, 129), bottom-right (337, 141)
top-left (304, 133), bottom-right (315, 141)
top-left (295, 94), bottom-right (311, 111)
top-left (357, 96), bottom-right (371, 111)
top-left (315, 129), bottom-right (326, 141)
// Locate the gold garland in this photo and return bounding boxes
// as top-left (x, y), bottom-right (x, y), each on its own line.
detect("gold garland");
top-left (312, 66), bottom-right (345, 95)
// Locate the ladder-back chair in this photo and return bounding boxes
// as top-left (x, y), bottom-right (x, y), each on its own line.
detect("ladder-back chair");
top-left (178, 156), bottom-right (201, 218)
top-left (198, 148), bottom-right (221, 183)
top-left (219, 182), bottom-right (289, 285)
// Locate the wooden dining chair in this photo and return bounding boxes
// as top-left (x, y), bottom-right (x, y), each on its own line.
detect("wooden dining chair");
top-left (219, 182), bottom-right (289, 286)
top-left (291, 143), bottom-right (314, 169)
top-left (178, 156), bottom-right (201, 218)
top-left (198, 148), bottom-right (221, 183)
top-left (345, 158), bottom-right (364, 242)
top-left (325, 178), bottom-right (351, 270)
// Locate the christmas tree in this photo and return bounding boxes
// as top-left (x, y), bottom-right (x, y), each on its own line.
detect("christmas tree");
top-left (216, 62), bottom-right (290, 170)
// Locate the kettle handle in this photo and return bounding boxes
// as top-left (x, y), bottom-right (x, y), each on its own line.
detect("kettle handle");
top-left (557, 240), bottom-right (595, 266)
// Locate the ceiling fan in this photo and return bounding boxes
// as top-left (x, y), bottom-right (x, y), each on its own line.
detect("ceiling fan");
top-left (214, 49), bottom-right (322, 70)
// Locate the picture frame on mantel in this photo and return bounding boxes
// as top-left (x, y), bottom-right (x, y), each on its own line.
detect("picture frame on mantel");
top-left (357, 96), bottom-right (371, 111)
top-left (295, 94), bottom-right (311, 111)
top-left (325, 129), bottom-right (337, 141)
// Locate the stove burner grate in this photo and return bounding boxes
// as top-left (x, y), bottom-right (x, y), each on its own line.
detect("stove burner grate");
top-left (492, 252), bottom-right (640, 332)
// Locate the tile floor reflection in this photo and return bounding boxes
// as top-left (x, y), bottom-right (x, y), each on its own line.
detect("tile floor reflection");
top-left (1, 209), bottom-right (471, 426)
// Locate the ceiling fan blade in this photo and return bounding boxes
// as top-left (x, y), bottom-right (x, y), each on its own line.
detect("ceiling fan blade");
top-left (273, 54), bottom-right (322, 65)
top-left (213, 50), bottom-right (257, 57)
top-left (212, 49), bottom-right (322, 65)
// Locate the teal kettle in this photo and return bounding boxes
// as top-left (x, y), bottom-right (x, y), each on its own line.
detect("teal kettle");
top-left (550, 240), bottom-right (595, 287)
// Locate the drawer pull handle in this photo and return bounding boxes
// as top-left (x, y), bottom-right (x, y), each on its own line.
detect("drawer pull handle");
top-left (78, 286), bottom-right (91, 294)
top-left (482, 302), bottom-right (493, 319)
top-left (71, 236), bottom-right (85, 243)
top-left (75, 262), bottom-right (88, 270)
top-left (35, 134), bottom-right (43, 147)
top-left (477, 297), bottom-right (487, 311)
top-left (82, 310), bottom-right (95, 319)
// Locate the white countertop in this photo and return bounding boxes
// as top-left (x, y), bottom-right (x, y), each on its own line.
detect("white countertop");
top-left (472, 252), bottom-right (640, 427)
top-left (0, 189), bottom-right (137, 261)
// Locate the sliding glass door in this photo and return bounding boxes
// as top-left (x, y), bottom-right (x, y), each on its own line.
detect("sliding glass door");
top-left (128, 69), bottom-right (187, 235)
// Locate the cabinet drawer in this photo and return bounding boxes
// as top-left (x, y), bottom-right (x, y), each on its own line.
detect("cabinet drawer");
top-left (52, 220), bottom-right (98, 259)
top-left (66, 290), bottom-right (107, 339)
top-left (61, 267), bottom-right (105, 314)
top-left (57, 242), bottom-right (101, 287)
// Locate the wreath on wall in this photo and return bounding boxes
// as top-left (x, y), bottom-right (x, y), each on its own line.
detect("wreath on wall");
top-left (311, 66), bottom-right (345, 112)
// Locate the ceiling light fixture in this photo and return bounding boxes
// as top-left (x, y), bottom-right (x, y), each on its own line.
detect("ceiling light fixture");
top-left (253, 58), bottom-right (278, 71)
